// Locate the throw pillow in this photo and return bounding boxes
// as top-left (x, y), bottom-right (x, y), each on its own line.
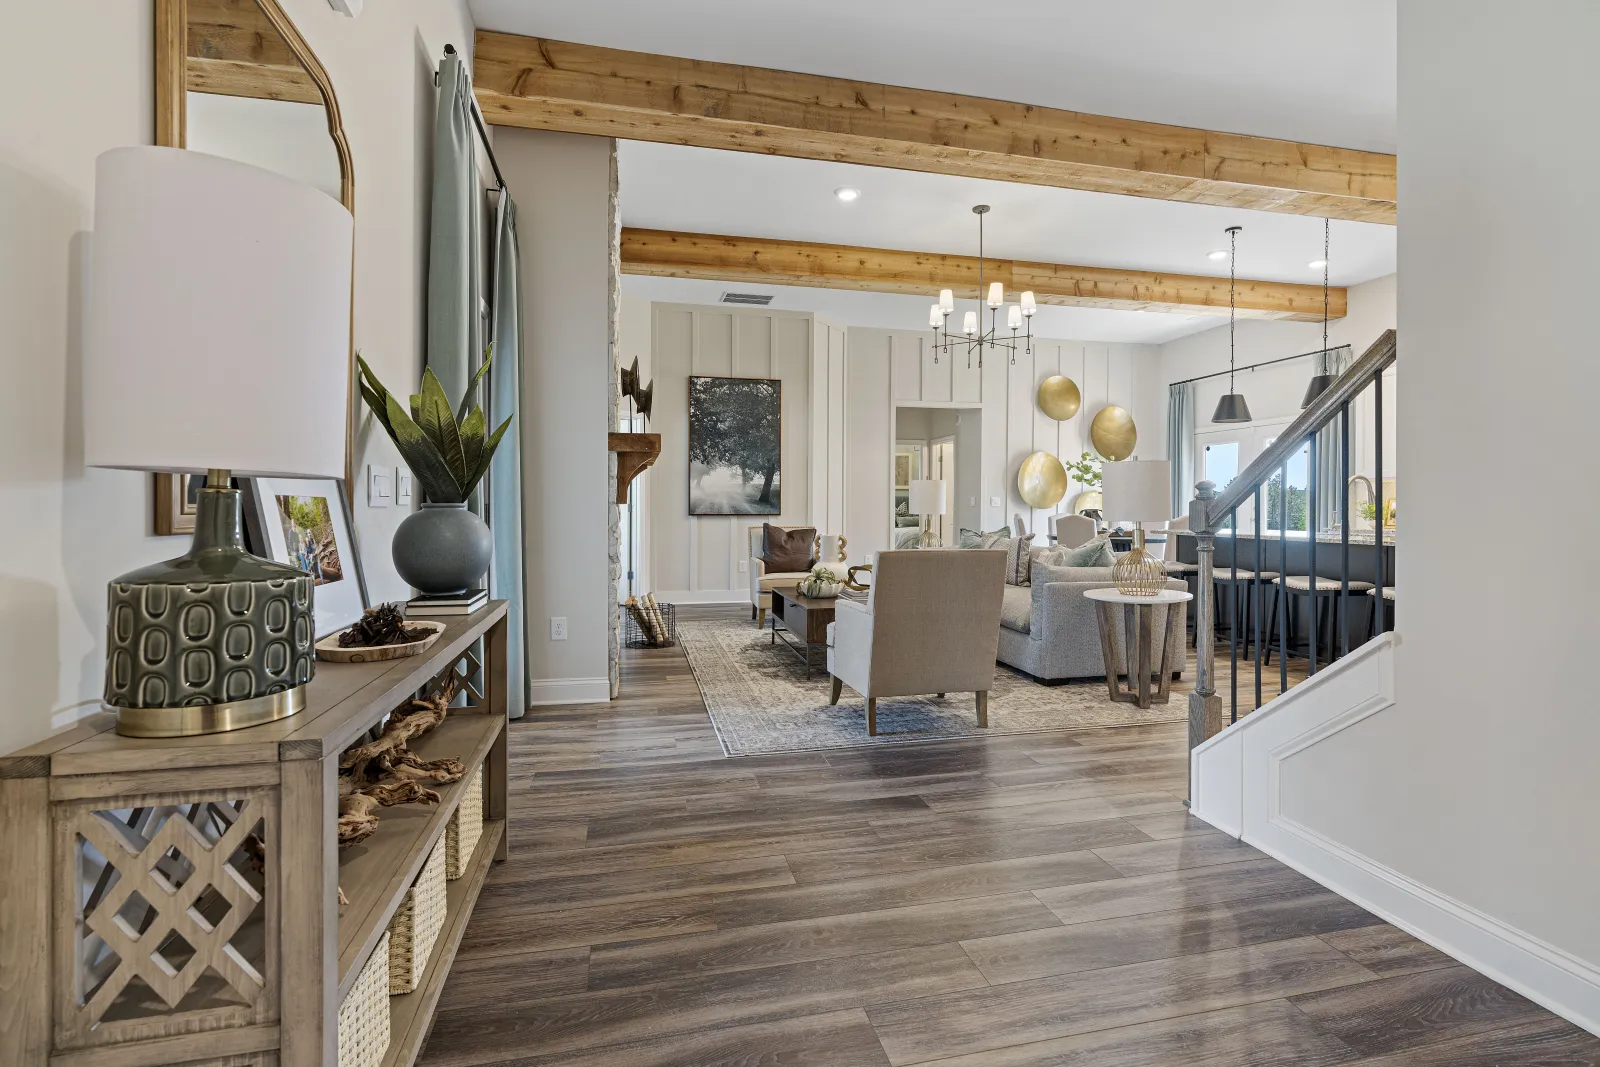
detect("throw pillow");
top-left (959, 526), bottom-right (1011, 549)
top-left (762, 524), bottom-right (815, 572)
top-left (1004, 533), bottom-right (1036, 585)
top-left (1058, 532), bottom-right (1116, 568)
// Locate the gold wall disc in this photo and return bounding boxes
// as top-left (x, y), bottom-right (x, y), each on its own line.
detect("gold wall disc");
top-left (1017, 451), bottom-right (1068, 509)
top-left (1090, 405), bottom-right (1137, 461)
top-left (1073, 488), bottom-right (1103, 515)
top-left (1036, 375), bottom-right (1082, 421)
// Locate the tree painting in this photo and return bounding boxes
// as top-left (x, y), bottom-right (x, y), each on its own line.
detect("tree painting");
top-left (688, 376), bottom-right (781, 515)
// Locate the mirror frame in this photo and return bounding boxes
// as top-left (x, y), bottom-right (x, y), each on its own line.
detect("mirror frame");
top-left (154, 0), bottom-right (359, 490)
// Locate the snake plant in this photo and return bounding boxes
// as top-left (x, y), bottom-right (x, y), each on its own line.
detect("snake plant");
top-left (356, 351), bottom-right (512, 504)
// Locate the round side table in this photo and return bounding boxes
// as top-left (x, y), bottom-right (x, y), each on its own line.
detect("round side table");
top-left (1083, 587), bottom-right (1194, 709)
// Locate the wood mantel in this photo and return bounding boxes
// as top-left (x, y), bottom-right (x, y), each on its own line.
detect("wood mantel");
top-left (610, 432), bottom-right (661, 504)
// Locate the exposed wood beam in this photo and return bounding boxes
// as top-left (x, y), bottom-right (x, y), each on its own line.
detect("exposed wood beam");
top-left (475, 32), bottom-right (1395, 225)
top-left (620, 229), bottom-right (1345, 321)
top-left (186, 0), bottom-right (321, 104)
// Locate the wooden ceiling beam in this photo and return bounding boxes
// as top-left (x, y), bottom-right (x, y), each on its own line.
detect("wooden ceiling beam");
top-left (186, 0), bottom-right (321, 104)
top-left (475, 31), bottom-right (1395, 225)
top-left (620, 229), bottom-right (1344, 321)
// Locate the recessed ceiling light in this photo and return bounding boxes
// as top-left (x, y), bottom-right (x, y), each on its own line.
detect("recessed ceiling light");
top-left (834, 187), bottom-right (860, 202)
top-left (1207, 250), bottom-right (1228, 261)
top-left (1308, 259), bottom-right (1329, 270)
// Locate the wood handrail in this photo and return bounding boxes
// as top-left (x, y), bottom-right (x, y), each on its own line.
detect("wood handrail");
top-left (1200, 329), bottom-right (1397, 527)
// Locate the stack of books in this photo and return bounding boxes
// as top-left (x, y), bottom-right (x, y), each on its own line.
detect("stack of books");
top-left (407, 588), bottom-right (487, 616)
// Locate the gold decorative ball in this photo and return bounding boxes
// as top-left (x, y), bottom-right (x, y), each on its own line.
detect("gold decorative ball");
top-left (1036, 376), bottom-right (1082, 421)
top-left (1017, 452), bottom-right (1068, 509)
top-left (1090, 405), bottom-right (1137, 461)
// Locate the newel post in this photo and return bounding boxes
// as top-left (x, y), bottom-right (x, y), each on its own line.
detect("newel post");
top-left (1187, 481), bottom-right (1223, 801)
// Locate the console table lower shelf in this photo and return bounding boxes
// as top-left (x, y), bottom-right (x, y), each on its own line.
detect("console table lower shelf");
top-left (0, 601), bottom-right (513, 1067)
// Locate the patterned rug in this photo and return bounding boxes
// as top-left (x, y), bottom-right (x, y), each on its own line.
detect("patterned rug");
top-left (679, 615), bottom-right (1186, 756)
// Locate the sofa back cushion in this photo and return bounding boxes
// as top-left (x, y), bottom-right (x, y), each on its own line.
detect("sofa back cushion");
top-left (1028, 562), bottom-right (1115, 621)
top-left (1058, 532), bottom-right (1116, 567)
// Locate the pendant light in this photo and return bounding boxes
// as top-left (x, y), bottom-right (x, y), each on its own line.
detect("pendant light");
top-left (1211, 225), bottom-right (1252, 423)
top-left (1302, 217), bottom-right (1336, 408)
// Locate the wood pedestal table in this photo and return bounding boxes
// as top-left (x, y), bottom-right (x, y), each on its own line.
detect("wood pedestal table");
top-left (768, 583), bottom-right (837, 677)
top-left (1084, 587), bottom-right (1193, 709)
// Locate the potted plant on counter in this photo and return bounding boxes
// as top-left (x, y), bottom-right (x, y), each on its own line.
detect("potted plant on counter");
top-left (356, 352), bottom-right (512, 595)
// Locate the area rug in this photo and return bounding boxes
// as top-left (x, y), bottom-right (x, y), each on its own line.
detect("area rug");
top-left (679, 615), bottom-right (1185, 756)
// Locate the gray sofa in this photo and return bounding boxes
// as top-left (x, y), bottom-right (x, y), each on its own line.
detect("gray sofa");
top-left (996, 564), bottom-right (1188, 683)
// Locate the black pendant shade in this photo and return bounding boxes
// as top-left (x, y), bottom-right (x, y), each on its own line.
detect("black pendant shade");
top-left (1301, 372), bottom-right (1336, 409)
top-left (1213, 392), bottom-right (1253, 423)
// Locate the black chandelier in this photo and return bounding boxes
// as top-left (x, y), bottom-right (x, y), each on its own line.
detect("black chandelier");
top-left (927, 205), bottom-right (1036, 368)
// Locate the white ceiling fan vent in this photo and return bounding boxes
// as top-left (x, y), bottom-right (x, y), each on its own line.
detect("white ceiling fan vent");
top-left (720, 292), bottom-right (774, 306)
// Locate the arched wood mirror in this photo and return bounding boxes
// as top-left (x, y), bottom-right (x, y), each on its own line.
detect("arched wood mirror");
top-left (154, 0), bottom-right (357, 515)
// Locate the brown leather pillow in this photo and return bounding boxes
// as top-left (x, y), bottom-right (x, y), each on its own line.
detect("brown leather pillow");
top-left (762, 524), bottom-right (816, 572)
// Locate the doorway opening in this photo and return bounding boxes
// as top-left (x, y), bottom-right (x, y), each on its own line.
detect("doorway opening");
top-left (893, 405), bottom-right (981, 548)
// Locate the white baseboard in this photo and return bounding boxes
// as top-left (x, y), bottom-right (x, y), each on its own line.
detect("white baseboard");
top-left (1254, 816), bottom-right (1600, 1037)
top-left (652, 589), bottom-right (750, 606)
top-left (525, 677), bottom-right (611, 706)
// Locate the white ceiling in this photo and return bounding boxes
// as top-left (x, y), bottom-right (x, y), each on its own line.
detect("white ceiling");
top-left (468, 0), bottom-right (1396, 153)
top-left (476, 0), bottom-right (1397, 343)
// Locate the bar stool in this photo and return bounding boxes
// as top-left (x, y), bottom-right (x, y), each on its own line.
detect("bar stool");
top-left (1369, 586), bottom-right (1395, 634)
top-left (1267, 575), bottom-right (1375, 665)
top-left (1214, 569), bottom-right (1280, 655)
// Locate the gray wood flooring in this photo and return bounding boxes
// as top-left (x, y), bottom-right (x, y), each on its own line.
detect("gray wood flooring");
top-left (420, 605), bottom-right (1599, 1066)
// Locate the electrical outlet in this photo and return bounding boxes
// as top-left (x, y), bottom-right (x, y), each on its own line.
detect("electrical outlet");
top-left (737, 560), bottom-right (748, 573)
top-left (550, 616), bottom-right (568, 641)
top-left (395, 469), bottom-right (413, 507)
top-left (990, 496), bottom-right (1002, 507)
top-left (366, 464), bottom-right (391, 507)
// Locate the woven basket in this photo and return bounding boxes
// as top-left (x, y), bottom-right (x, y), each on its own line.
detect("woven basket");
top-left (446, 764), bottom-right (484, 880)
top-left (338, 930), bottom-right (390, 1067)
top-left (387, 838), bottom-right (447, 994)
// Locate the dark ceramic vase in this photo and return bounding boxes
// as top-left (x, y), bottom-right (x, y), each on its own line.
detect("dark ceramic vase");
top-left (392, 502), bottom-right (492, 595)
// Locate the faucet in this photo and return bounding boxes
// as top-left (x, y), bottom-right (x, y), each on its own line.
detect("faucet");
top-left (1347, 475), bottom-right (1375, 524)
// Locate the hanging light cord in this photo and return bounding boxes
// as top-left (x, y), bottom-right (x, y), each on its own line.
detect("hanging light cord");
top-left (1322, 217), bottom-right (1330, 357)
top-left (1228, 225), bottom-right (1239, 391)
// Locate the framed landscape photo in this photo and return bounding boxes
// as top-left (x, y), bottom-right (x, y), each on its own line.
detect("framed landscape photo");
top-left (241, 477), bottom-right (367, 638)
top-left (688, 376), bottom-right (782, 516)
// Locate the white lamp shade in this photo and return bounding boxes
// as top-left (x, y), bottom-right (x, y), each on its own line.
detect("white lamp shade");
top-left (987, 281), bottom-right (1004, 308)
top-left (929, 303), bottom-right (943, 327)
top-left (938, 288), bottom-right (954, 312)
top-left (1101, 459), bottom-right (1172, 523)
top-left (1007, 305), bottom-right (1023, 329)
top-left (962, 311), bottom-right (978, 335)
top-left (907, 478), bottom-right (947, 515)
top-left (84, 146), bottom-right (353, 477)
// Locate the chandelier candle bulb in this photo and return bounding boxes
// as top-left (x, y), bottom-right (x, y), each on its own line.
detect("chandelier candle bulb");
top-left (929, 304), bottom-right (944, 328)
top-left (1008, 305), bottom-right (1023, 329)
top-left (1021, 291), bottom-right (1037, 315)
top-left (939, 288), bottom-right (954, 313)
top-left (963, 311), bottom-right (978, 335)
top-left (987, 281), bottom-right (1004, 308)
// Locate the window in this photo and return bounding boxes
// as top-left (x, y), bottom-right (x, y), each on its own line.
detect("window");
top-left (1263, 438), bottom-right (1310, 533)
top-left (1203, 441), bottom-right (1240, 531)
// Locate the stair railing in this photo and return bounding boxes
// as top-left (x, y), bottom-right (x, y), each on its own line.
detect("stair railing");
top-left (1186, 328), bottom-right (1398, 765)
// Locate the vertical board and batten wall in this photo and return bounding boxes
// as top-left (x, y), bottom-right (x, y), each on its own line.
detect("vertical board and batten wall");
top-left (648, 303), bottom-right (824, 603)
top-left (636, 302), bottom-right (1160, 602)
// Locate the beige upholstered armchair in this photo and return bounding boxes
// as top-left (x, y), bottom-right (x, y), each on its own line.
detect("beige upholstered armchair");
top-left (747, 525), bottom-right (841, 627)
top-left (826, 549), bottom-right (1006, 736)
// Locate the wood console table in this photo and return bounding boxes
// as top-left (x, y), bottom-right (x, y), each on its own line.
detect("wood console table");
top-left (0, 601), bottom-right (510, 1067)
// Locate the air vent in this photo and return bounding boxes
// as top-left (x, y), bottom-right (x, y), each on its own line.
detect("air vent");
top-left (720, 292), bottom-right (774, 306)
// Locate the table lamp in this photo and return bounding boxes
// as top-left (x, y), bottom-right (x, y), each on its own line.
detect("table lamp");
top-left (908, 479), bottom-right (948, 548)
top-left (1101, 459), bottom-right (1172, 596)
top-left (84, 146), bottom-right (353, 737)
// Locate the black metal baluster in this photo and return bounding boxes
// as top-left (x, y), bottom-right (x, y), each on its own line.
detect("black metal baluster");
top-left (1279, 461), bottom-right (1289, 694)
top-left (1229, 506), bottom-right (1238, 723)
top-left (1340, 401), bottom-right (1351, 657)
top-left (1253, 485), bottom-right (1263, 710)
top-left (1308, 432), bottom-right (1318, 676)
top-left (1374, 373), bottom-right (1385, 633)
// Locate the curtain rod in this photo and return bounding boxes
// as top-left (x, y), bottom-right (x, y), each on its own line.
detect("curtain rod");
top-left (1168, 343), bottom-right (1351, 388)
top-left (441, 44), bottom-right (506, 190)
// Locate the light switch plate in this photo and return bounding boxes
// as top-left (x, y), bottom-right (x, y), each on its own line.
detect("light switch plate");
top-left (366, 465), bottom-right (391, 507)
top-left (990, 496), bottom-right (1002, 507)
top-left (395, 469), bottom-right (413, 507)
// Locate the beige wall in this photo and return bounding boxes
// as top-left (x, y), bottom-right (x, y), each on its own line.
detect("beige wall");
top-left (0, 0), bottom-right (474, 754)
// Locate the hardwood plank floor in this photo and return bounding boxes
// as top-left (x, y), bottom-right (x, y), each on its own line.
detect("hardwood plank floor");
top-left (421, 604), bottom-right (1600, 1066)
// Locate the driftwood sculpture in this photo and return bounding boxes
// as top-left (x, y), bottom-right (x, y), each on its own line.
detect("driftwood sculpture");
top-left (336, 681), bottom-right (467, 846)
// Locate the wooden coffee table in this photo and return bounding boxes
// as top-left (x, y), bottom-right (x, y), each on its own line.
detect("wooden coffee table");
top-left (767, 584), bottom-right (837, 677)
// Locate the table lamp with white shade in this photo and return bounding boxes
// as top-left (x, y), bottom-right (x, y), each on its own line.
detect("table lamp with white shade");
top-left (908, 478), bottom-right (948, 548)
top-left (84, 146), bottom-right (353, 737)
top-left (1101, 459), bottom-right (1172, 596)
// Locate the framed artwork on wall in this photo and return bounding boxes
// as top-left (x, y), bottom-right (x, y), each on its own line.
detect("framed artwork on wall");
top-left (241, 477), bottom-right (367, 638)
top-left (688, 376), bottom-right (782, 516)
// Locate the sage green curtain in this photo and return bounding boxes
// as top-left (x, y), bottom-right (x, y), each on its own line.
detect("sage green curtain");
top-left (1167, 381), bottom-right (1195, 518)
top-left (487, 193), bottom-right (528, 716)
top-left (427, 49), bottom-right (483, 421)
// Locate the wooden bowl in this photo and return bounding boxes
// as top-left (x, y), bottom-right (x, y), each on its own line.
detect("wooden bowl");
top-left (316, 620), bottom-right (445, 662)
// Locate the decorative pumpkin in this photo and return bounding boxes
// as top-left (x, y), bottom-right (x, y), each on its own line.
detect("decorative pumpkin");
top-left (797, 565), bottom-right (844, 599)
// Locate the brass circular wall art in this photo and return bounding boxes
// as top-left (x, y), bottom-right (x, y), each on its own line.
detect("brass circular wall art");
top-left (1090, 405), bottom-right (1137, 461)
top-left (1036, 375), bottom-right (1082, 421)
top-left (1017, 452), bottom-right (1069, 509)
top-left (1073, 489), bottom-right (1103, 515)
